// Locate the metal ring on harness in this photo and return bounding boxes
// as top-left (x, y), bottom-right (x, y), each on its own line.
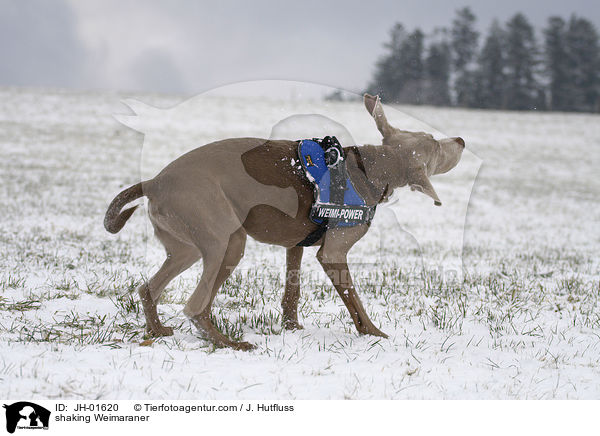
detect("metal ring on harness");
top-left (324, 147), bottom-right (342, 167)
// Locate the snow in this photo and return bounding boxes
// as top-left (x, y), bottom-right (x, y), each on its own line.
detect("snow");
top-left (0, 83), bottom-right (599, 399)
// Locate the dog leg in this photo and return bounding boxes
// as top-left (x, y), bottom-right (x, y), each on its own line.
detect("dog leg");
top-left (317, 247), bottom-right (388, 338)
top-left (189, 311), bottom-right (255, 351)
top-left (184, 228), bottom-right (255, 351)
top-left (139, 250), bottom-right (199, 337)
top-left (139, 226), bottom-right (201, 337)
top-left (282, 246), bottom-right (304, 330)
top-left (139, 283), bottom-right (173, 337)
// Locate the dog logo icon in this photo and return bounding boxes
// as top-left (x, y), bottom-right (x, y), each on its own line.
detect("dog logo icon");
top-left (3, 402), bottom-right (50, 433)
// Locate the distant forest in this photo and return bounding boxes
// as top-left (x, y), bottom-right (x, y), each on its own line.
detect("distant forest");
top-left (365, 7), bottom-right (600, 113)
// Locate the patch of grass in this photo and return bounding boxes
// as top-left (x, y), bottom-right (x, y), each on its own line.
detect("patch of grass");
top-left (1, 274), bottom-right (26, 290)
top-left (210, 312), bottom-right (244, 342)
top-left (111, 293), bottom-right (140, 316)
top-left (16, 313), bottom-right (143, 346)
top-left (0, 297), bottom-right (42, 312)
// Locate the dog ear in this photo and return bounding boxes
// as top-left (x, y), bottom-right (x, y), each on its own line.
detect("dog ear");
top-left (407, 167), bottom-right (442, 206)
top-left (363, 93), bottom-right (393, 138)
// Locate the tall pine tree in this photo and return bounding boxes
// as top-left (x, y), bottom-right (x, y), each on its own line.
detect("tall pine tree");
top-left (544, 17), bottom-right (570, 111)
top-left (475, 20), bottom-right (506, 109)
top-left (397, 29), bottom-right (425, 104)
top-left (368, 25), bottom-right (425, 104)
top-left (505, 13), bottom-right (540, 110)
top-left (451, 7), bottom-right (479, 107)
top-left (424, 33), bottom-right (451, 106)
top-left (565, 16), bottom-right (600, 112)
top-left (368, 23), bottom-right (407, 102)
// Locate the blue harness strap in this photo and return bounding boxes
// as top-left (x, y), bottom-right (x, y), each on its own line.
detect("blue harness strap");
top-left (296, 136), bottom-right (376, 246)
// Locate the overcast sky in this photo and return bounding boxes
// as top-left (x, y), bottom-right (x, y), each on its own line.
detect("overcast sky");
top-left (1, 0), bottom-right (599, 96)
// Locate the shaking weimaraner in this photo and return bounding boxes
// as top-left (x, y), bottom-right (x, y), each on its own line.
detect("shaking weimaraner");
top-left (104, 94), bottom-right (465, 350)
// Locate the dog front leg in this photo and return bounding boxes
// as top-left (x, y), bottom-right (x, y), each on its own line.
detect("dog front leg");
top-left (282, 246), bottom-right (304, 330)
top-left (316, 249), bottom-right (388, 338)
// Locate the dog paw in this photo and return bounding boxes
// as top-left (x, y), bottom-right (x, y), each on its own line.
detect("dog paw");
top-left (283, 320), bottom-right (304, 331)
top-left (358, 327), bottom-right (388, 339)
top-left (230, 341), bottom-right (256, 351)
top-left (146, 325), bottom-right (174, 337)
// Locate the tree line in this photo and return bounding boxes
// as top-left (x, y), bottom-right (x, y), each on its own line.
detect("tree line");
top-left (367, 8), bottom-right (600, 112)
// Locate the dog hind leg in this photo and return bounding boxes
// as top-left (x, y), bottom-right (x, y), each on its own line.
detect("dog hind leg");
top-left (184, 227), bottom-right (255, 351)
top-left (139, 224), bottom-right (201, 337)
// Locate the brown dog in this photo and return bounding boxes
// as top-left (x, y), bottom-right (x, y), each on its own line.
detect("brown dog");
top-left (104, 94), bottom-right (465, 350)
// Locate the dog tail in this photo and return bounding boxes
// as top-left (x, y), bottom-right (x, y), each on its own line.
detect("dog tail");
top-left (104, 182), bottom-right (146, 234)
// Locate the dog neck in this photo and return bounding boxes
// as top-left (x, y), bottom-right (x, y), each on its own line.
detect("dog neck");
top-left (346, 145), bottom-right (406, 205)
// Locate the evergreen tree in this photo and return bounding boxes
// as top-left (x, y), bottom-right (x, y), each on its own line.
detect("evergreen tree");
top-left (565, 16), bottom-right (600, 112)
top-left (505, 13), bottom-right (540, 110)
top-left (368, 25), bottom-right (425, 104)
top-left (544, 17), bottom-right (570, 111)
top-left (397, 29), bottom-right (425, 104)
top-left (475, 20), bottom-right (506, 109)
top-left (451, 7), bottom-right (479, 106)
top-left (424, 36), bottom-right (451, 106)
top-left (367, 11), bottom-right (599, 112)
top-left (368, 23), bottom-right (407, 102)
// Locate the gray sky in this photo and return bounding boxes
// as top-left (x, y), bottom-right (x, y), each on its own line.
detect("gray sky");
top-left (1, 0), bottom-right (599, 96)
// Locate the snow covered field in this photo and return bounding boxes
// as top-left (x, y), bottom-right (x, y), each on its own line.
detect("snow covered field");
top-left (1, 84), bottom-right (599, 399)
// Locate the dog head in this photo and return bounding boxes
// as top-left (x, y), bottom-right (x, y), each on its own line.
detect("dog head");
top-left (363, 93), bottom-right (465, 206)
